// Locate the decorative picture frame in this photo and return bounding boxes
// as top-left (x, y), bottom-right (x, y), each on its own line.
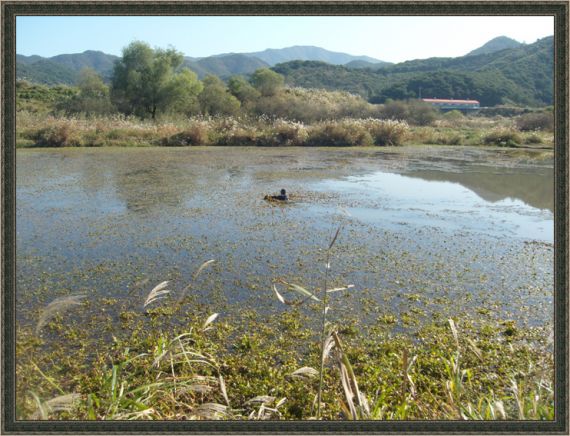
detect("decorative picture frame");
top-left (2, 1), bottom-right (568, 433)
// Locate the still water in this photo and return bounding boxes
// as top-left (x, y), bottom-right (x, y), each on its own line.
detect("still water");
top-left (16, 146), bottom-right (554, 331)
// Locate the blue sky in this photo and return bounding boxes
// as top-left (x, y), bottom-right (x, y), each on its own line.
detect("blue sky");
top-left (17, 16), bottom-right (553, 63)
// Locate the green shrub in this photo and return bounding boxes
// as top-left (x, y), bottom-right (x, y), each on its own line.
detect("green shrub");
top-left (406, 100), bottom-right (439, 126)
top-left (435, 132), bottom-right (463, 145)
top-left (380, 99), bottom-right (438, 126)
top-left (443, 110), bottom-right (465, 121)
top-left (483, 129), bottom-right (522, 147)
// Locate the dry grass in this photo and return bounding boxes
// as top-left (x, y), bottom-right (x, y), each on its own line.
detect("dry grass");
top-left (35, 294), bottom-right (86, 335)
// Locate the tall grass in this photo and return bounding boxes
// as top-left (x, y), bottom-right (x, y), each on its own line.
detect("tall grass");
top-left (18, 112), bottom-right (411, 148)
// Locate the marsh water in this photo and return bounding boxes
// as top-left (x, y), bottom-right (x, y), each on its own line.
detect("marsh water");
top-left (16, 146), bottom-right (554, 334)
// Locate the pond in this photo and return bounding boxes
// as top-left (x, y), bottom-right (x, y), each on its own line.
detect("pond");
top-left (16, 146), bottom-right (554, 336)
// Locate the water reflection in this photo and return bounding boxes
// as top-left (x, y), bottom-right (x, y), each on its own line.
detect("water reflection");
top-left (318, 169), bottom-right (553, 242)
top-left (408, 168), bottom-right (554, 212)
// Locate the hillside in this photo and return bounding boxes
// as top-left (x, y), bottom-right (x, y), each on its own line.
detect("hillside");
top-left (183, 54), bottom-right (269, 79)
top-left (345, 60), bottom-right (390, 70)
top-left (16, 59), bottom-right (78, 86)
top-left (273, 36), bottom-right (553, 106)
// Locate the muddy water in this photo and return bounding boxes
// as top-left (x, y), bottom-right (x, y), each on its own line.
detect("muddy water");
top-left (16, 146), bottom-right (554, 332)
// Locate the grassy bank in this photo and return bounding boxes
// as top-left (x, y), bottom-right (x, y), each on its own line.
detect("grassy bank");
top-left (17, 287), bottom-right (553, 420)
top-left (16, 111), bottom-right (553, 149)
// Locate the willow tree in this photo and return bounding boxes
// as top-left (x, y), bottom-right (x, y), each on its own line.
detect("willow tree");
top-left (111, 41), bottom-right (202, 119)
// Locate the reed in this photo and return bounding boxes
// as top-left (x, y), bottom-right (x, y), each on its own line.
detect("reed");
top-left (35, 294), bottom-right (86, 335)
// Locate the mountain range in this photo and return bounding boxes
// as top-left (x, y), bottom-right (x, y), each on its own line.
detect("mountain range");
top-left (16, 45), bottom-right (388, 85)
top-left (16, 36), bottom-right (553, 106)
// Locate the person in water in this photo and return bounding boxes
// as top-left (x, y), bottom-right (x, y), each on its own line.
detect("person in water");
top-left (265, 189), bottom-right (288, 201)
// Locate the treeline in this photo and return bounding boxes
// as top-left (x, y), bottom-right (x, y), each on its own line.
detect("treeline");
top-left (17, 41), bottom-right (447, 125)
top-left (274, 62), bottom-right (547, 107)
top-left (16, 41), bottom-right (554, 149)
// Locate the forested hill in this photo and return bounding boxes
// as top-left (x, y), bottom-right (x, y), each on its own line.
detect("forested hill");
top-left (183, 54), bottom-right (269, 79)
top-left (16, 51), bottom-right (119, 85)
top-left (272, 36), bottom-right (553, 106)
top-left (466, 36), bottom-right (522, 56)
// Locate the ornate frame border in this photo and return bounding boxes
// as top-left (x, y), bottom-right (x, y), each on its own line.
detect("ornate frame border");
top-left (1, 2), bottom-right (568, 433)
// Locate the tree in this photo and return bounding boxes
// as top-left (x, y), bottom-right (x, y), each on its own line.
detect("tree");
top-left (111, 41), bottom-right (201, 119)
top-left (227, 75), bottom-right (260, 104)
top-left (63, 68), bottom-right (114, 115)
top-left (405, 99), bottom-right (438, 126)
top-left (198, 75), bottom-right (240, 116)
top-left (166, 69), bottom-right (203, 116)
top-left (250, 68), bottom-right (284, 97)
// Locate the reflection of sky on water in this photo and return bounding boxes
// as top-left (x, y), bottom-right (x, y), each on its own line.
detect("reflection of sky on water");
top-left (315, 171), bottom-right (553, 243)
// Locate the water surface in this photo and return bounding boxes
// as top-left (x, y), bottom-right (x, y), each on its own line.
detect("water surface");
top-left (16, 146), bottom-right (554, 333)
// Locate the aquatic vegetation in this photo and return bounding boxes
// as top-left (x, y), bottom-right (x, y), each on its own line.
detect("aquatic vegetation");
top-left (16, 305), bottom-right (554, 421)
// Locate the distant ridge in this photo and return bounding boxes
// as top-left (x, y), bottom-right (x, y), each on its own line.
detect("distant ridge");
top-left (242, 45), bottom-right (389, 66)
top-left (466, 36), bottom-right (522, 56)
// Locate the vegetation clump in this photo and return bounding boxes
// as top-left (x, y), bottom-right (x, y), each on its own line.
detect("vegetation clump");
top-left (483, 128), bottom-right (523, 147)
top-left (515, 111), bottom-right (554, 132)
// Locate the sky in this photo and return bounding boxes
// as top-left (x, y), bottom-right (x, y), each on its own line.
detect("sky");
top-left (16, 16), bottom-right (554, 63)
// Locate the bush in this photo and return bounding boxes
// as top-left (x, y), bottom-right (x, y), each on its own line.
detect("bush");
top-left (163, 122), bottom-right (210, 146)
top-left (380, 99), bottom-right (438, 126)
top-left (516, 112), bottom-right (554, 131)
top-left (363, 119), bottom-right (409, 146)
top-left (252, 88), bottom-right (377, 123)
top-left (259, 120), bottom-right (308, 146)
top-left (523, 133), bottom-right (543, 144)
top-left (381, 100), bottom-right (408, 121)
top-left (307, 120), bottom-right (373, 147)
top-left (483, 129), bottom-right (522, 147)
top-left (443, 110), bottom-right (465, 121)
top-left (209, 118), bottom-right (260, 146)
top-left (32, 123), bottom-right (82, 147)
top-left (406, 100), bottom-right (438, 126)
top-left (435, 132), bottom-right (463, 145)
